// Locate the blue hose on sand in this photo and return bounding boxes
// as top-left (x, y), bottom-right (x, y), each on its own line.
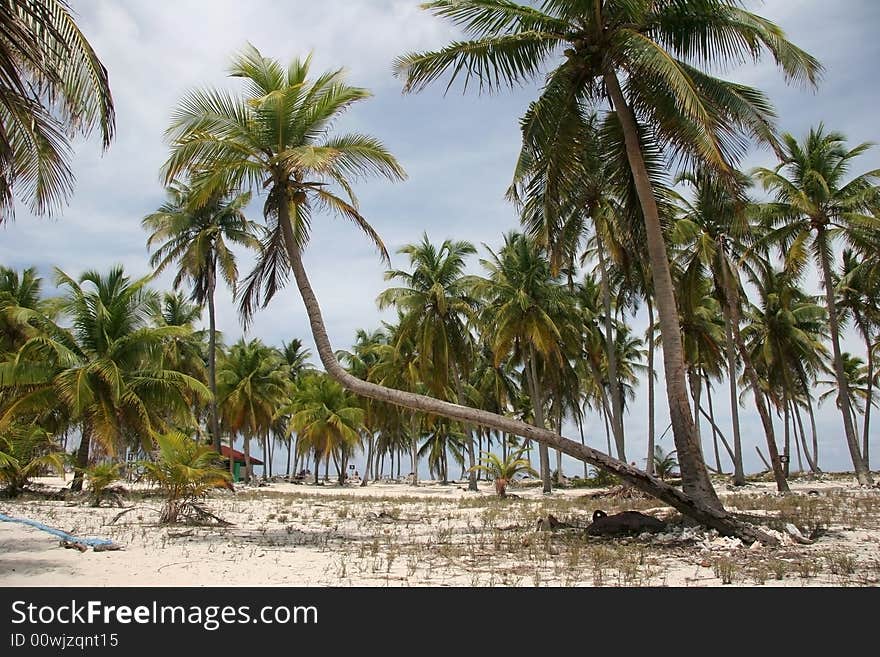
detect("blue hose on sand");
top-left (0, 512), bottom-right (115, 547)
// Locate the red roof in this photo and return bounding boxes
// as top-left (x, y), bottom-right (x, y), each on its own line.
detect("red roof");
top-left (219, 445), bottom-right (264, 466)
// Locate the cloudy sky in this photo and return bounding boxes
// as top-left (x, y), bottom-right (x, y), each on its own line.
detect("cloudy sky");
top-left (2, 1), bottom-right (879, 476)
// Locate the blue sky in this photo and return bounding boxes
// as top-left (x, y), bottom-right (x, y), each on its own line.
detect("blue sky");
top-left (2, 1), bottom-right (879, 477)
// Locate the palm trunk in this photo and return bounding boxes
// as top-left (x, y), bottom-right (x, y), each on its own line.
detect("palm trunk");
top-left (806, 393), bottom-right (820, 471)
top-left (793, 400), bottom-right (819, 473)
top-left (526, 344), bottom-right (552, 494)
top-left (790, 399), bottom-right (803, 474)
top-left (862, 334), bottom-right (873, 470)
top-left (598, 243), bottom-right (626, 460)
top-left (314, 453), bottom-right (319, 485)
top-left (705, 374), bottom-right (723, 474)
top-left (278, 202), bottom-right (776, 543)
top-left (577, 414), bottom-right (589, 478)
top-left (817, 228), bottom-right (873, 484)
top-left (646, 297), bottom-right (656, 476)
top-left (451, 365), bottom-right (478, 491)
top-left (286, 438), bottom-right (292, 477)
top-left (555, 405), bottom-right (564, 485)
top-left (717, 253), bottom-right (745, 485)
top-left (603, 71), bottom-right (720, 510)
top-left (229, 434), bottom-right (235, 479)
top-left (206, 267), bottom-right (221, 453)
top-left (362, 432), bottom-right (374, 487)
top-left (71, 420), bottom-right (92, 492)
top-left (782, 392), bottom-right (790, 478)
top-left (688, 369), bottom-right (704, 456)
top-left (718, 250), bottom-right (789, 492)
top-left (243, 437), bottom-right (252, 484)
top-left (410, 415), bottom-right (420, 486)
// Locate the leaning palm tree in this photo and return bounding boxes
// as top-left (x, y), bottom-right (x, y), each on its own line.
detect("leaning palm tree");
top-left (0, 0), bottom-right (114, 220)
top-left (164, 47), bottom-right (776, 543)
top-left (395, 0), bottom-right (821, 511)
top-left (143, 182), bottom-right (261, 453)
top-left (755, 125), bottom-right (880, 485)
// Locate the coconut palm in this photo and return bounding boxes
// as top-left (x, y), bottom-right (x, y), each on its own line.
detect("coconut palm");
top-left (652, 445), bottom-right (679, 481)
top-left (395, 0), bottom-right (821, 511)
top-left (217, 338), bottom-right (287, 483)
top-left (377, 234), bottom-right (482, 490)
top-left (165, 48), bottom-right (777, 543)
top-left (743, 265), bottom-right (827, 475)
top-left (470, 448), bottom-right (537, 497)
top-left (161, 44), bottom-right (405, 324)
top-left (0, 0), bottom-right (115, 220)
top-left (285, 372), bottom-right (365, 485)
top-left (754, 125), bottom-right (880, 484)
top-left (0, 266), bottom-right (210, 491)
top-left (0, 423), bottom-right (64, 496)
top-left (143, 182), bottom-right (261, 453)
top-left (0, 266), bottom-right (53, 353)
top-left (139, 430), bottom-right (231, 524)
top-left (837, 249), bottom-right (880, 468)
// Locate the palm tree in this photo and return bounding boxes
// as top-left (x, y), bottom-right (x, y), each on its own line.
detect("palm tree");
top-left (143, 182), bottom-right (261, 453)
top-left (470, 447), bottom-right (537, 497)
top-left (395, 0), bottom-right (821, 511)
top-left (476, 232), bottom-right (575, 493)
top-left (377, 234), bottom-right (481, 490)
top-left (217, 338), bottom-right (287, 483)
top-left (755, 125), bottom-right (880, 485)
top-left (0, 0), bottom-right (114, 220)
top-left (165, 47), bottom-right (777, 543)
top-left (652, 446), bottom-right (679, 481)
top-left (276, 338), bottom-right (313, 477)
top-left (285, 372), bottom-right (365, 485)
top-left (161, 44), bottom-right (405, 325)
top-left (743, 265), bottom-right (827, 475)
top-left (0, 266), bottom-right (210, 491)
top-left (837, 249), bottom-right (880, 469)
top-left (0, 266), bottom-right (52, 353)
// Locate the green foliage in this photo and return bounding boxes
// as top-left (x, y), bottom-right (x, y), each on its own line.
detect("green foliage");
top-left (470, 448), bottom-right (537, 493)
top-left (0, 424), bottom-right (64, 496)
top-left (83, 461), bottom-right (123, 507)
top-left (652, 446), bottom-right (679, 481)
top-left (139, 431), bottom-right (231, 523)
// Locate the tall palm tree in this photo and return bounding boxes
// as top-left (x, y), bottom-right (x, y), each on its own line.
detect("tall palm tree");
top-left (837, 249), bottom-right (880, 469)
top-left (143, 182), bottom-right (260, 453)
top-left (755, 125), bottom-right (880, 485)
top-left (0, 0), bottom-right (114, 219)
top-left (377, 234), bottom-right (482, 490)
top-left (476, 232), bottom-right (575, 493)
top-left (164, 47), bottom-right (776, 543)
top-left (743, 265), bottom-right (827, 475)
top-left (0, 265), bottom-right (52, 353)
top-left (217, 338), bottom-right (287, 483)
top-left (394, 0), bottom-right (821, 510)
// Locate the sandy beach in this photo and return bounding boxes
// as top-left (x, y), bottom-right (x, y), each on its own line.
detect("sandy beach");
top-left (1, 475), bottom-right (878, 587)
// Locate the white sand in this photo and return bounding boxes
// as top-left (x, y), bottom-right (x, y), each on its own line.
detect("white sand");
top-left (1, 475), bottom-right (878, 587)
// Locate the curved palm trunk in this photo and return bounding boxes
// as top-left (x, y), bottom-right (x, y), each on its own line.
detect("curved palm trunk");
top-left (646, 298), bottom-right (656, 476)
top-left (782, 393), bottom-right (791, 478)
top-left (793, 400), bottom-right (819, 473)
top-left (805, 393), bottom-right (820, 471)
top-left (817, 228), bottom-right (873, 485)
top-left (717, 254), bottom-right (745, 485)
top-left (278, 205), bottom-right (777, 543)
top-left (718, 253), bottom-right (789, 492)
top-left (206, 267), bottom-right (221, 454)
top-left (243, 437), bottom-right (252, 484)
top-left (526, 344), bottom-right (552, 493)
top-left (603, 71), bottom-right (719, 510)
top-left (577, 415), bottom-right (589, 478)
top-left (688, 369), bottom-right (704, 455)
top-left (598, 244), bottom-right (626, 460)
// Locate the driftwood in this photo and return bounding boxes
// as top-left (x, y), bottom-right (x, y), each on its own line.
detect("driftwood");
top-left (535, 513), bottom-right (575, 532)
top-left (59, 540), bottom-right (88, 552)
top-left (586, 510), bottom-right (667, 536)
top-left (93, 543), bottom-right (124, 552)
